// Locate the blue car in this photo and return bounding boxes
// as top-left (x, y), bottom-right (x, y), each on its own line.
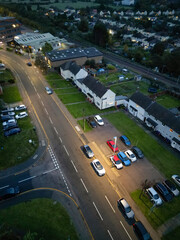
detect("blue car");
top-left (117, 152), bottom-right (131, 166)
top-left (120, 135), bottom-right (131, 146)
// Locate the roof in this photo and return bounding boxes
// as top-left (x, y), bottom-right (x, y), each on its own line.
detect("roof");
top-left (60, 61), bottom-right (81, 75)
top-left (46, 47), bottom-right (102, 62)
top-left (82, 75), bottom-right (108, 98)
top-left (130, 92), bottom-right (153, 109)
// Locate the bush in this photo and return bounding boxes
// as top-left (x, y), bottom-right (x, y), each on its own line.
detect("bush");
top-left (8, 79), bottom-right (15, 84)
top-left (6, 48), bottom-right (13, 52)
top-left (107, 64), bottom-right (116, 70)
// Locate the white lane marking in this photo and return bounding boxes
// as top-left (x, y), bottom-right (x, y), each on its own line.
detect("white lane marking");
top-left (59, 137), bottom-right (62, 143)
top-left (107, 230), bottom-right (114, 240)
top-left (71, 160), bottom-right (78, 173)
top-left (18, 175), bottom-right (36, 183)
top-left (63, 145), bottom-right (69, 156)
top-left (105, 195), bottom-right (115, 213)
top-left (0, 185), bottom-right (9, 190)
top-left (45, 108), bottom-right (48, 115)
top-left (42, 168), bottom-right (58, 175)
top-left (41, 100), bottom-right (44, 106)
top-left (33, 86), bottom-right (37, 92)
top-left (33, 154), bottom-right (38, 159)
top-left (120, 221), bottom-right (133, 240)
top-left (37, 93), bottom-right (40, 99)
top-left (80, 178), bottom-right (88, 193)
top-left (93, 202), bottom-right (103, 221)
top-left (54, 127), bottom-right (58, 135)
top-left (49, 117), bottom-right (53, 124)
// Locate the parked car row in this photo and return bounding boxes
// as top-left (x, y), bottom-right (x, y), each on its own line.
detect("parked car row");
top-left (146, 176), bottom-right (180, 206)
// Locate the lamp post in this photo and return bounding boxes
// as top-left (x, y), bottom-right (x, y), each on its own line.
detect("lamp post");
top-left (113, 136), bottom-right (117, 156)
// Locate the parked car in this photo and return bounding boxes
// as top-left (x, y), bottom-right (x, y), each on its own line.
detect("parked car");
top-left (109, 155), bottom-right (123, 169)
top-left (27, 62), bottom-right (32, 66)
top-left (119, 135), bottom-right (131, 146)
top-left (84, 145), bottom-right (94, 158)
top-left (125, 150), bottom-right (137, 162)
top-left (131, 146), bottom-right (144, 159)
top-left (94, 115), bottom-right (104, 126)
top-left (45, 86), bottom-right (53, 95)
top-left (154, 183), bottom-right (173, 202)
top-left (146, 187), bottom-right (163, 206)
top-left (15, 104), bottom-right (27, 111)
top-left (106, 140), bottom-right (118, 152)
top-left (1, 115), bottom-right (14, 122)
top-left (15, 112), bottom-right (28, 119)
top-left (1, 111), bottom-right (15, 117)
top-left (117, 152), bottom-right (131, 166)
top-left (163, 180), bottom-right (179, 197)
top-left (3, 123), bottom-right (18, 131)
top-left (4, 127), bottom-right (21, 137)
top-left (0, 186), bottom-right (20, 201)
top-left (133, 221), bottom-right (152, 240)
top-left (172, 175), bottom-right (180, 187)
top-left (2, 118), bottom-right (17, 126)
top-left (117, 198), bottom-right (134, 219)
top-left (91, 159), bottom-right (105, 176)
top-left (1, 107), bottom-right (14, 113)
top-left (87, 117), bottom-right (97, 128)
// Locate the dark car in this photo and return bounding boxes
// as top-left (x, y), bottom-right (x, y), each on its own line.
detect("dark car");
top-left (0, 186), bottom-right (20, 201)
top-left (133, 221), bottom-right (152, 240)
top-left (154, 182), bottom-right (173, 202)
top-left (3, 123), bottom-right (18, 131)
top-left (163, 180), bottom-right (179, 197)
top-left (1, 115), bottom-right (15, 122)
top-left (131, 146), bottom-right (144, 159)
top-left (119, 135), bottom-right (131, 146)
top-left (27, 62), bottom-right (32, 66)
top-left (87, 117), bottom-right (97, 128)
top-left (4, 127), bottom-right (21, 137)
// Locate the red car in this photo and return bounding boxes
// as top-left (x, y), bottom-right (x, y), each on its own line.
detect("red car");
top-left (107, 140), bottom-right (118, 152)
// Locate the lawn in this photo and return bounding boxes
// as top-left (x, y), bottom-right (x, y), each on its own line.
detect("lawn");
top-left (131, 189), bottom-right (180, 229)
top-left (105, 111), bottom-right (180, 178)
top-left (78, 119), bottom-right (92, 132)
top-left (67, 102), bottom-right (115, 118)
top-left (55, 87), bottom-right (79, 94)
top-left (45, 72), bottom-right (61, 81)
top-left (162, 226), bottom-right (180, 240)
top-left (0, 85), bottom-right (22, 103)
top-left (59, 93), bottom-right (86, 104)
top-left (0, 69), bottom-right (15, 83)
top-left (97, 71), bottom-right (134, 84)
top-left (156, 94), bottom-right (180, 109)
top-left (0, 118), bottom-right (38, 169)
top-left (48, 79), bottom-right (72, 88)
top-left (0, 198), bottom-right (78, 240)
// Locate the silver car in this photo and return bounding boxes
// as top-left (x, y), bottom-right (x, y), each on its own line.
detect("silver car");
top-left (117, 198), bottom-right (135, 219)
top-left (84, 145), bottom-right (94, 158)
top-left (146, 187), bottom-right (163, 206)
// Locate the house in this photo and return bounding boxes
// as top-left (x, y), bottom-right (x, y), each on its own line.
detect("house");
top-left (60, 61), bottom-right (88, 82)
top-left (122, 0), bottom-right (134, 6)
top-left (128, 92), bottom-right (180, 151)
top-left (80, 75), bottom-right (116, 110)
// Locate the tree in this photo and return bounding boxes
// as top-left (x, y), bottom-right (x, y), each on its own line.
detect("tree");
top-left (93, 21), bottom-right (109, 47)
top-left (151, 42), bottom-right (166, 56)
top-left (78, 18), bottom-right (89, 32)
top-left (41, 42), bottom-right (53, 55)
top-left (165, 48), bottom-right (180, 77)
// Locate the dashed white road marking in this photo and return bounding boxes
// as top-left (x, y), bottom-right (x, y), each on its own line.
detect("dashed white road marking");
top-left (18, 175), bottom-right (36, 183)
top-left (49, 117), bottom-right (53, 124)
top-left (45, 108), bottom-right (48, 115)
top-left (71, 160), bottom-right (78, 172)
top-left (42, 168), bottom-right (58, 175)
top-left (93, 202), bottom-right (103, 221)
top-left (105, 195), bottom-right (115, 213)
top-left (33, 154), bottom-right (38, 159)
top-left (33, 86), bottom-right (37, 92)
top-left (0, 185), bottom-right (9, 190)
top-left (120, 221), bottom-right (132, 240)
top-left (37, 93), bottom-right (40, 99)
top-left (54, 127), bottom-right (58, 135)
top-left (63, 145), bottom-right (69, 156)
top-left (107, 230), bottom-right (114, 240)
top-left (59, 137), bottom-right (62, 143)
top-left (41, 100), bottom-right (44, 106)
top-left (80, 178), bottom-right (88, 193)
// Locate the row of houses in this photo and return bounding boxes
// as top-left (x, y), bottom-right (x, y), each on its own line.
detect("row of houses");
top-left (128, 92), bottom-right (180, 152)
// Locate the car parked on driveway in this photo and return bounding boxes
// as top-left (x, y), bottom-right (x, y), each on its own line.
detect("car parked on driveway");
top-left (1, 107), bottom-right (14, 113)
top-left (1, 115), bottom-right (14, 122)
top-left (4, 127), bottom-right (21, 137)
top-left (3, 123), bottom-right (18, 131)
top-left (117, 152), bottom-right (131, 166)
top-left (2, 118), bottom-right (17, 126)
top-left (163, 180), bottom-right (179, 197)
top-left (87, 117), bottom-right (97, 128)
top-left (107, 140), bottom-right (118, 152)
top-left (125, 150), bottom-right (137, 162)
top-left (146, 187), bottom-right (163, 206)
top-left (45, 86), bottom-right (53, 95)
top-left (91, 159), bottom-right (105, 176)
top-left (84, 145), bottom-right (94, 158)
top-left (109, 155), bottom-right (123, 169)
top-left (94, 115), bottom-right (104, 126)
top-left (1, 111), bottom-right (15, 117)
top-left (172, 175), bottom-right (180, 187)
top-left (0, 186), bottom-right (20, 201)
top-left (15, 112), bottom-right (28, 119)
top-left (15, 104), bottom-right (27, 111)
top-left (117, 198), bottom-right (134, 219)
top-left (119, 135), bottom-right (131, 146)
top-left (131, 146), bottom-right (144, 159)
top-left (133, 221), bottom-right (152, 240)
top-left (154, 183), bottom-right (173, 202)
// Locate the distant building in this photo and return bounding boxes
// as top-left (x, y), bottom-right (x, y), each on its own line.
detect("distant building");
top-left (46, 47), bottom-right (103, 68)
top-left (121, 0), bottom-right (135, 6)
top-left (0, 17), bottom-right (21, 42)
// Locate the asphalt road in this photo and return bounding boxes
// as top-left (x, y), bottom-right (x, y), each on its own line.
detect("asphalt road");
top-left (0, 50), bottom-right (158, 240)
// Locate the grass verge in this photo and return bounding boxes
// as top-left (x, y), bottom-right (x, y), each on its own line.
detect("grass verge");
top-left (0, 85), bottom-right (22, 103)
top-left (0, 198), bottom-right (79, 240)
top-left (162, 226), bottom-right (180, 240)
top-left (77, 119), bottom-right (92, 132)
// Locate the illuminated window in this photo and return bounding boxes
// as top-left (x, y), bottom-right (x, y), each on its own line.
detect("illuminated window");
top-left (170, 129), bottom-right (173, 132)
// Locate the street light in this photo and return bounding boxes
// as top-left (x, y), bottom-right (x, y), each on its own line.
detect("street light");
top-left (113, 136), bottom-right (117, 156)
